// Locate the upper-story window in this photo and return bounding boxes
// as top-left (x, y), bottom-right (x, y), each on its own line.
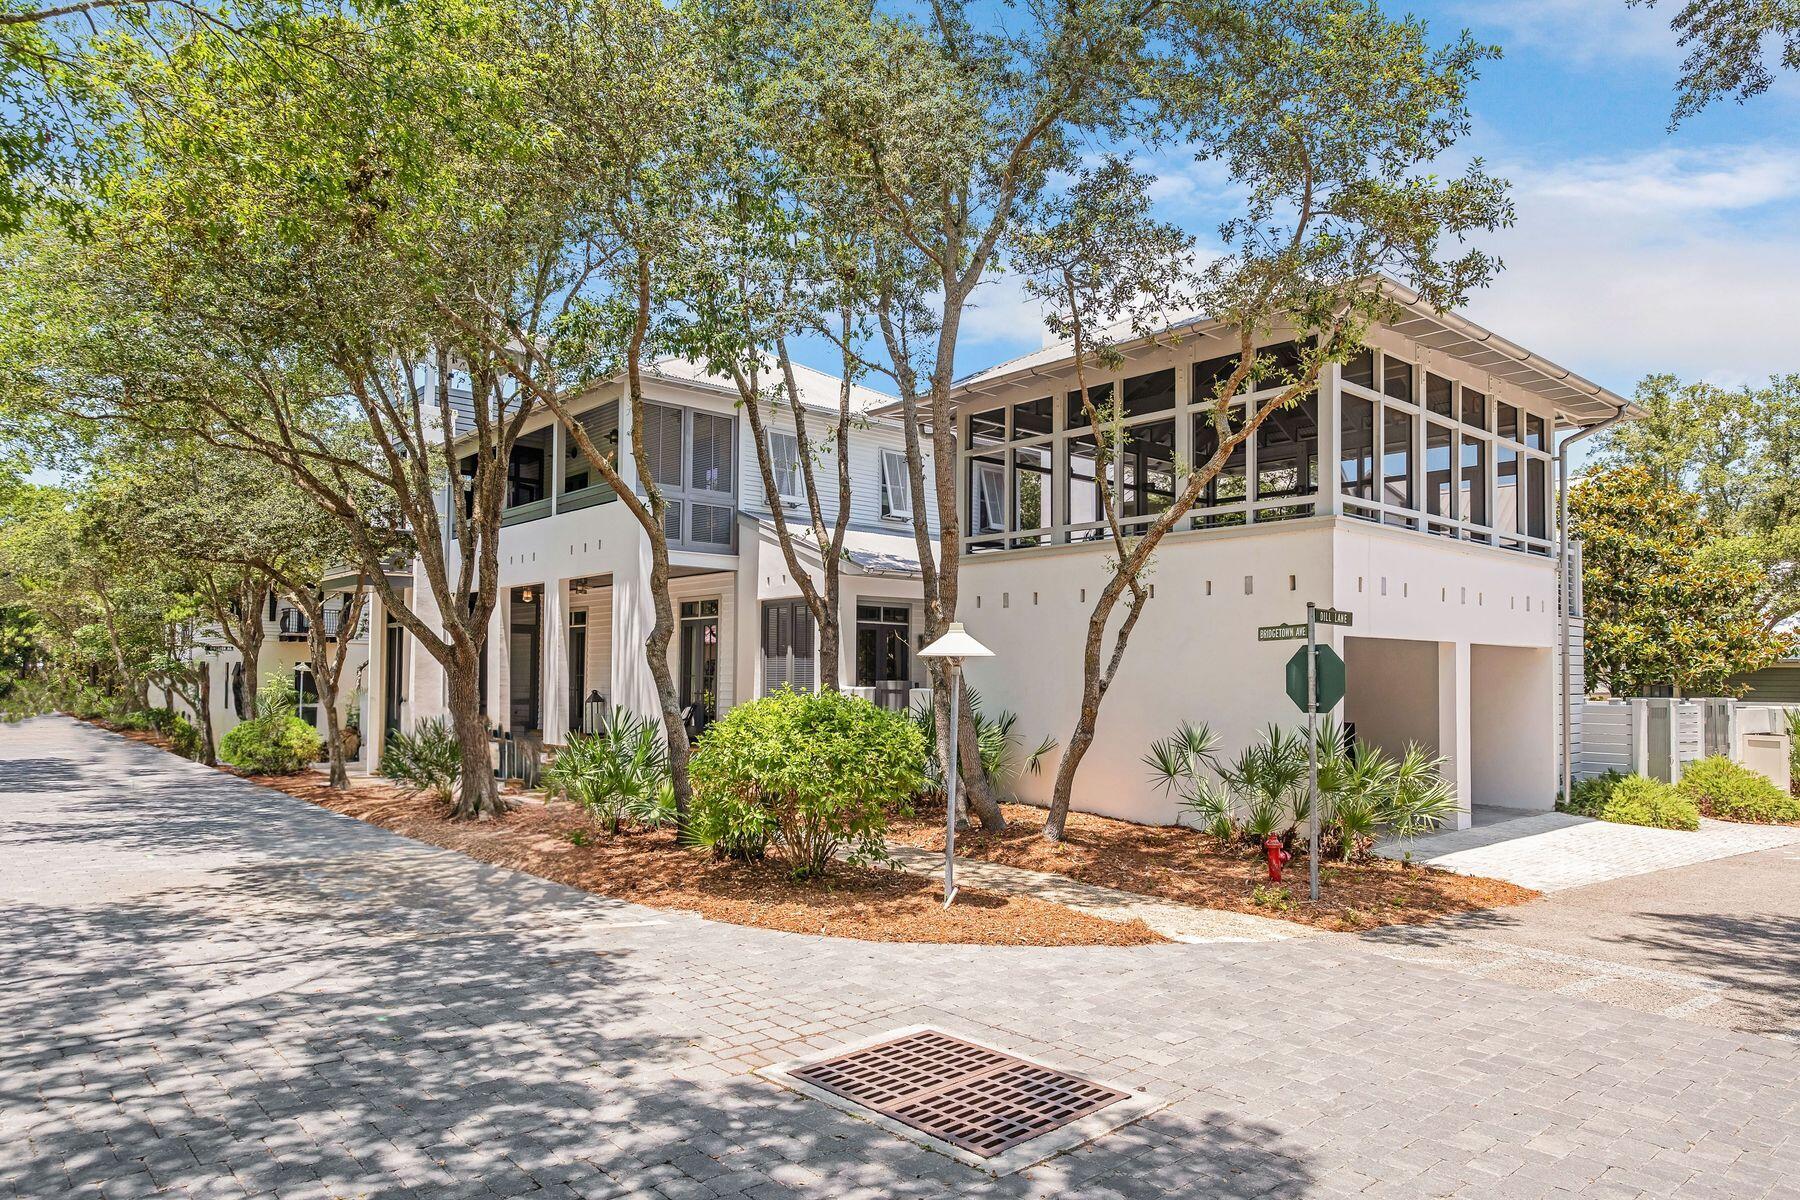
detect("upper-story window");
top-left (770, 430), bottom-right (803, 502)
top-left (879, 449), bottom-right (912, 519)
top-left (962, 335), bottom-right (1559, 558)
top-left (1342, 347), bottom-right (1554, 554)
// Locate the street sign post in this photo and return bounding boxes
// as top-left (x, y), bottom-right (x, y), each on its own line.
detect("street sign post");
top-left (1269, 606), bottom-right (1351, 902)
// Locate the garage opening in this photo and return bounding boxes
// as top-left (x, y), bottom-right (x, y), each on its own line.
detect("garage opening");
top-left (1469, 644), bottom-right (1554, 815)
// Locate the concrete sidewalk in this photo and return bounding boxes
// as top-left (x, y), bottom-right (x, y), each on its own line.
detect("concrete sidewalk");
top-left (1377, 809), bottom-right (1800, 891)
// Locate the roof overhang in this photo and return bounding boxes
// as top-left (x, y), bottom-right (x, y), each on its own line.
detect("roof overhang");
top-left (319, 562), bottom-right (413, 592)
top-left (875, 279), bottom-right (1639, 429)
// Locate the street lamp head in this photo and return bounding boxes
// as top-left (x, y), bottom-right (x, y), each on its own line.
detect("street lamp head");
top-left (918, 622), bottom-right (994, 662)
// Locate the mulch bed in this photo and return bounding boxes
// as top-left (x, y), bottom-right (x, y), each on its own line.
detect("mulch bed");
top-left (889, 802), bottom-right (1538, 933)
top-left (81, 719), bottom-right (1162, 947)
top-left (250, 777), bottom-right (1165, 947)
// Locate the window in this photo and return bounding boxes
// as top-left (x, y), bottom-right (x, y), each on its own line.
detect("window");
top-left (1341, 347), bottom-right (1375, 390)
top-left (1119, 420), bottom-right (1176, 517)
top-left (1525, 413), bottom-right (1547, 451)
top-left (770, 431), bottom-right (802, 502)
top-left (507, 442), bottom-right (545, 506)
top-left (1460, 434), bottom-right (1488, 531)
top-left (1194, 352), bottom-right (1242, 402)
top-left (1425, 371), bottom-right (1454, 417)
top-left (1496, 401), bottom-right (1519, 441)
top-left (1339, 394), bottom-right (1377, 506)
top-left (1526, 457), bottom-right (1549, 541)
top-left (969, 457), bottom-right (1005, 536)
top-left (294, 665), bottom-right (320, 728)
top-left (1121, 369), bottom-right (1176, 418)
top-left (1010, 444), bottom-right (1052, 544)
top-left (1460, 387), bottom-right (1487, 431)
top-left (1065, 382), bottom-right (1114, 427)
top-left (680, 599), bottom-right (719, 619)
top-left (1191, 413), bottom-right (1248, 524)
top-left (855, 604), bottom-right (913, 700)
top-left (1496, 444), bottom-right (1520, 540)
top-left (1255, 395), bottom-right (1318, 502)
top-left (1425, 421), bottom-right (1456, 522)
top-left (1382, 407), bottom-right (1414, 511)
top-left (1066, 433), bottom-right (1104, 534)
top-left (1013, 395), bottom-right (1054, 438)
top-left (968, 406), bottom-right (1006, 446)
top-left (1385, 358), bottom-right (1416, 404)
top-left (879, 449), bottom-right (911, 519)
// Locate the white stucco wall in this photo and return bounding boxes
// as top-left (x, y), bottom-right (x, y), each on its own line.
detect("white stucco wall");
top-left (957, 516), bottom-right (1558, 825)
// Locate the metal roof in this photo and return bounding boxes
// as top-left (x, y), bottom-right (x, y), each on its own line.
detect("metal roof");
top-left (893, 279), bottom-right (1638, 429)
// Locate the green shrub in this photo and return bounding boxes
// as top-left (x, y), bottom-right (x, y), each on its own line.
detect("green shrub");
top-left (219, 713), bottom-right (322, 774)
top-left (380, 717), bottom-right (463, 805)
top-left (1784, 709), bottom-right (1800, 794)
top-left (1676, 756), bottom-right (1800, 824)
top-left (544, 707), bottom-right (673, 834)
top-left (690, 689), bottom-right (925, 878)
top-left (168, 714), bottom-right (202, 760)
top-left (1560, 769), bottom-right (1625, 818)
top-left (1576, 774), bottom-right (1700, 830)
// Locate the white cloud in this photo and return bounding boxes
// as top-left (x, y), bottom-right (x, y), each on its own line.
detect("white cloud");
top-left (1460, 145), bottom-right (1800, 394)
top-left (1444, 0), bottom-right (1676, 67)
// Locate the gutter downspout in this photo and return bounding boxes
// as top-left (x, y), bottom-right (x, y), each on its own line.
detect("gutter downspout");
top-left (1558, 408), bottom-right (1628, 805)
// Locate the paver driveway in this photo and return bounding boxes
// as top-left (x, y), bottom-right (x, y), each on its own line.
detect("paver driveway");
top-left (4, 717), bottom-right (1799, 1200)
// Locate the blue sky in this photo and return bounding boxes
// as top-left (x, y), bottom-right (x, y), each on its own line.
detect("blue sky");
top-left (928, 0), bottom-right (1800, 403)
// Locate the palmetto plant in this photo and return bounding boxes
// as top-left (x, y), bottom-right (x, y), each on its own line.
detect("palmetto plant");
top-left (1148, 719), bottom-right (1457, 858)
top-left (544, 706), bottom-right (674, 835)
top-left (1145, 722), bottom-right (1236, 842)
top-left (912, 688), bottom-right (1056, 799)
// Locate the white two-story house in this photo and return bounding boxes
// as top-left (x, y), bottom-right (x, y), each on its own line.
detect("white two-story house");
top-left (362, 358), bottom-right (940, 768)
top-left (924, 286), bottom-right (1635, 829)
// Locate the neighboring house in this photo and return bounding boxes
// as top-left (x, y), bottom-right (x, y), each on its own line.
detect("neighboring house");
top-left (179, 591), bottom-right (371, 750)
top-left (1730, 657), bottom-right (1800, 705)
top-left (363, 359), bottom-right (938, 769)
top-left (910, 284), bottom-right (1634, 830)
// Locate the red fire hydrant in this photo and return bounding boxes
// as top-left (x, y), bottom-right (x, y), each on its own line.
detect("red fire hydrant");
top-left (1263, 834), bottom-right (1291, 882)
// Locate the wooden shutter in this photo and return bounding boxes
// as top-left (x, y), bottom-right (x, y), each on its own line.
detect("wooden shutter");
top-left (761, 600), bottom-right (815, 695)
top-left (690, 411), bottom-right (734, 496)
top-left (642, 402), bottom-right (684, 488)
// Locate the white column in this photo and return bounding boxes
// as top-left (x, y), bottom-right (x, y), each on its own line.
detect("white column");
top-left (550, 421), bottom-right (565, 515)
top-left (1437, 640), bottom-right (1473, 830)
top-left (542, 578), bottom-right (570, 742)
top-left (1318, 361), bottom-right (1342, 517)
top-left (364, 589), bottom-right (389, 770)
top-left (487, 589), bottom-right (510, 730)
top-left (732, 515), bottom-right (761, 705)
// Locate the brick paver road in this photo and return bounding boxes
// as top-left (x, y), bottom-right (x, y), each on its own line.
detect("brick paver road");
top-left (5, 717), bottom-right (1799, 1200)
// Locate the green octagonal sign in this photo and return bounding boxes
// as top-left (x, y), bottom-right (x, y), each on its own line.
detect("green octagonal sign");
top-left (1285, 644), bottom-right (1346, 712)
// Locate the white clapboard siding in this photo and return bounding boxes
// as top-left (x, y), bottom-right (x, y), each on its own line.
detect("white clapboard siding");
top-left (737, 412), bottom-right (939, 537)
top-left (1554, 616), bottom-right (1585, 784)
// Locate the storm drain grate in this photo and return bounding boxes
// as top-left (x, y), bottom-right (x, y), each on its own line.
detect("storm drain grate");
top-left (787, 1029), bottom-right (1127, 1158)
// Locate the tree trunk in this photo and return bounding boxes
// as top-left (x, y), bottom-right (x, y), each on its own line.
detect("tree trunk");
top-left (195, 668), bottom-right (217, 766)
top-left (445, 647), bottom-right (504, 819)
top-left (643, 549), bottom-right (692, 822)
top-left (308, 622), bottom-right (348, 790)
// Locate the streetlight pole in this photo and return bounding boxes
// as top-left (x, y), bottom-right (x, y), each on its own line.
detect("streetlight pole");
top-left (918, 623), bottom-right (994, 909)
